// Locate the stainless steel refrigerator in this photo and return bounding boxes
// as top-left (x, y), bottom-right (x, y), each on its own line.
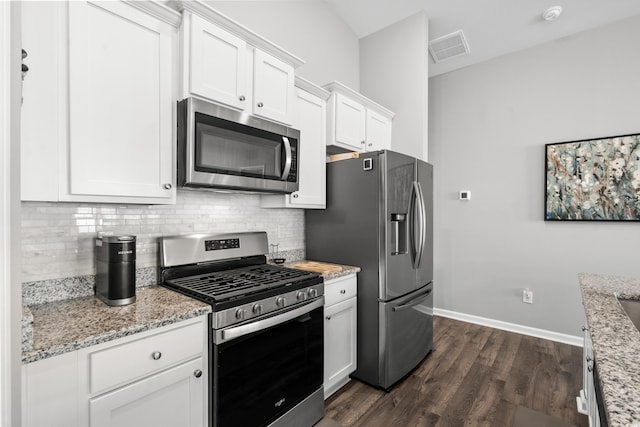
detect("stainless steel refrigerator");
top-left (306, 149), bottom-right (433, 390)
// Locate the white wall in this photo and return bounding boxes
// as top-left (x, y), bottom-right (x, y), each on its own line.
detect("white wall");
top-left (207, 1), bottom-right (360, 89)
top-left (429, 15), bottom-right (640, 338)
top-left (360, 12), bottom-right (429, 160)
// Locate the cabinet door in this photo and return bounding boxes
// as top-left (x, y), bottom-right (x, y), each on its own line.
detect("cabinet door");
top-left (365, 108), bottom-right (392, 151)
top-left (68, 1), bottom-right (174, 199)
top-left (23, 351), bottom-right (79, 427)
top-left (253, 49), bottom-right (295, 125)
top-left (324, 297), bottom-right (357, 398)
top-left (188, 13), bottom-right (248, 110)
top-left (333, 93), bottom-right (366, 151)
top-left (89, 358), bottom-right (205, 427)
top-left (290, 89), bottom-right (326, 207)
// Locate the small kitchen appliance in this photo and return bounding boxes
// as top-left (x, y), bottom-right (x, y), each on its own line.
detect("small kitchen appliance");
top-left (95, 234), bottom-right (136, 306)
top-left (159, 232), bottom-right (325, 427)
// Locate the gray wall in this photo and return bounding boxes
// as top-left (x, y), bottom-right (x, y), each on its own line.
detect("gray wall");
top-left (208, 1), bottom-right (360, 89)
top-left (429, 15), bottom-right (640, 337)
top-left (360, 12), bottom-right (429, 160)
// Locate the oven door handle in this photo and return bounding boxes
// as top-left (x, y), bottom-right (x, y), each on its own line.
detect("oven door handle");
top-left (216, 297), bottom-right (324, 344)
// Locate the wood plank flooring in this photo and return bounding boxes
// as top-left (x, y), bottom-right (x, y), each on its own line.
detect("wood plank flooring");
top-left (324, 316), bottom-right (588, 427)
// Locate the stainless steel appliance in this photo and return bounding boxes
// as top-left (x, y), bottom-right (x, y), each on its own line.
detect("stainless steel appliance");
top-left (159, 232), bottom-right (324, 427)
top-left (95, 234), bottom-right (136, 306)
top-left (177, 97), bottom-right (300, 194)
top-left (305, 149), bottom-right (434, 390)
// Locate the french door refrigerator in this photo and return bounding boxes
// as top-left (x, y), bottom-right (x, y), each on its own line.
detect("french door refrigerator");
top-left (306, 149), bottom-right (433, 390)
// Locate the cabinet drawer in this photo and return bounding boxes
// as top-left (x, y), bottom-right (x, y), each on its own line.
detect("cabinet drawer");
top-left (89, 321), bottom-right (204, 395)
top-left (325, 274), bottom-right (357, 306)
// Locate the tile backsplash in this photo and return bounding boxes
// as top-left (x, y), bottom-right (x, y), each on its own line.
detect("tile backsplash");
top-left (21, 190), bottom-right (305, 283)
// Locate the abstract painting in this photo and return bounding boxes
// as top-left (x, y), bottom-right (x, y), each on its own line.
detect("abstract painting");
top-left (545, 133), bottom-right (640, 221)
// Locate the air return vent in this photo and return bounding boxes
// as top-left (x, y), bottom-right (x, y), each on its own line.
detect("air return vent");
top-left (428, 30), bottom-right (470, 63)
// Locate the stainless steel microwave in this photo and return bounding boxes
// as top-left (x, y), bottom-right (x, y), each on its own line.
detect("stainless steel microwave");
top-left (177, 97), bottom-right (300, 194)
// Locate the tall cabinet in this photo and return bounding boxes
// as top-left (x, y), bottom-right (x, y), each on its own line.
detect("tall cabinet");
top-left (261, 77), bottom-right (329, 209)
top-left (21, 1), bottom-right (179, 204)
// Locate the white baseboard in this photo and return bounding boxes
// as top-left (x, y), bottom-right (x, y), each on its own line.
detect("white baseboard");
top-left (433, 308), bottom-right (583, 347)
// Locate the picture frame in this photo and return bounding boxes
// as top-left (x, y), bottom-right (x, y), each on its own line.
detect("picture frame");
top-left (545, 133), bottom-right (640, 221)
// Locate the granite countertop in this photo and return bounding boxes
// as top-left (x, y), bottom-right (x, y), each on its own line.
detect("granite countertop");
top-left (283, 260), bottom-right (360, 280)
top-left (22, 285), bottom-right (211, 364)
top-left (579, 273), bottom-right (640, 426)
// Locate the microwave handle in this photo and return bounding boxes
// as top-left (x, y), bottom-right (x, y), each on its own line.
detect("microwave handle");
top-left (281, 137), bottom-right (292, 180)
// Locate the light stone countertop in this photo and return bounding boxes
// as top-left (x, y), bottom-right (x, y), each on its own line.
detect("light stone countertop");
top-left (579, 273), bottom-right (640, 426)
top-left (22, 285), bottom-right (211, 364)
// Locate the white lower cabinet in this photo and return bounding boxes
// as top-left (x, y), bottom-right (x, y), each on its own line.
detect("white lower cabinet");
top-left (323, 274), bottom-right (357, 399)
top-left (580, 326), bottom-right (601, 427)
top-left (22, 316), bottom-right (208, 427)
top-left (89, 358), bottom-right (203, 427)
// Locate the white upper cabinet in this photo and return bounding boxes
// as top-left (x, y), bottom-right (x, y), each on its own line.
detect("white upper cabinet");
top-left (261, 77), bottom-right (329, 209)
top-left (21, 1), bottom-right (179, 204)
top-left (179, 4), bottom-right (303, 126)
top-left (187, 13), bottom-right (248, 110)
top-left (252, 49), bottom-right (296, 124)
top-left (324, 81), bottom-right (395, 154)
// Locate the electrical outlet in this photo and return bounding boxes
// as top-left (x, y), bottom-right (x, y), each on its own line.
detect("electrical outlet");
top-left (522, 289), bottom-right (533, 304)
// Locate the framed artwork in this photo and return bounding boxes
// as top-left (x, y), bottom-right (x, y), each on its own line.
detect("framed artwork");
top-left (545, 133), bottom-right (640, 221)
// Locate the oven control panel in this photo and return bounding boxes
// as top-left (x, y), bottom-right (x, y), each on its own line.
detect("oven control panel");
top-left (212, 282), bottom-right (324, 329)
top-left (205, 238), bottom-right (240, 251)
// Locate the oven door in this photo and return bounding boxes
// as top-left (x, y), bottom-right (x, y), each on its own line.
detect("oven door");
top-left (212, 299), bottom-right (324, 427)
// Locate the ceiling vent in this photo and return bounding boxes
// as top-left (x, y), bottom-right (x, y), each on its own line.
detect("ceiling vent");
top-left (428, 30), bottom-right (470, 63)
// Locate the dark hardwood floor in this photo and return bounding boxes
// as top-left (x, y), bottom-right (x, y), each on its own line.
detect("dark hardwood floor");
top-left (324, 316), bottom-right (588, 427)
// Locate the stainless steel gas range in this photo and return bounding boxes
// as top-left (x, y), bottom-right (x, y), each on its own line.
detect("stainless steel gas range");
top-left (159, 232), bottom-right (325, 427)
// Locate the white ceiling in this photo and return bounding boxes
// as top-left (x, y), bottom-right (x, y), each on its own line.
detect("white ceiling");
top-left (320, 0), bottom-right (640, 76)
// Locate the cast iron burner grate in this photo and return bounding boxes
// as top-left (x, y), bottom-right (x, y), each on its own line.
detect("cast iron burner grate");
top-left (165, 264), bottom-right (316, 303)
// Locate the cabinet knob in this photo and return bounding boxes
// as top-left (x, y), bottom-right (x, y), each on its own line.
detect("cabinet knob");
top-left (326, 316), bottom-right (331, 320)
top-left (257, 102), bottom-right (264, 108)
top-left (163, 183), bottom-right (172, 190)
top-left (340, 289), bottom-right (346, 294)
top-left (361, 141), bottom-right (366, 145)
top-left (292, 192), bottom-right (299, 199)
top-left (239, 95), bottom-right (246, 101)
top-left (368, 143), bottom-right (372, 147)
top-left (151, 351), bottom-right (162, 360)
top-left (582, 326), bottom-right (588, 331)
top-left (194, 369), bottom-right (203, 378)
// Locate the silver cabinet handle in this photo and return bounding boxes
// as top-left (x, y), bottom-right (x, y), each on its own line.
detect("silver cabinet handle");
top-left (194, 369), bottom-right (203, 378)
top-left (151, 351), bottom-right (162, 360)
top-left (239, 95), bottom-right (246, 101)
top-left (257, 102), bottom-right (264, 108)
top-left (163, 183), bottom-right (172, 190)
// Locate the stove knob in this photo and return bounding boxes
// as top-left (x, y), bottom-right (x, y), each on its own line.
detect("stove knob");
top-left (308, 288), bottom-right (318, 298)
top-left (252, 304), bottom-right (264, 315)
top-left (276, 297), bottom-right (286, 307)
top-left (235, 309), bottom-right (247, 320)
top-left (296, 291), bottom-right (307, 301)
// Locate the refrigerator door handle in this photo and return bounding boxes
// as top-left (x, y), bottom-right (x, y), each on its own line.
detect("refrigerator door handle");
top-left (392, 288), bottom-right (432, 312)
top-left (411, 181), bottom-right (426, 269)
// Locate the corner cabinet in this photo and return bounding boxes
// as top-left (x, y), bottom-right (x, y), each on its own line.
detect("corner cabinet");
top-left (20, 1), bottom-right (179, 204)
top-left (261, 77), bottom-right (328, 209)
top-left (22, 316), bottom-right (208, 427)
top-left (578, 326), bottom-right (604, 427)
top-left (178, 5), bottom-right (302, 125)
top-left (323, 81), bottom-right (394, 154)
top-left (323, 273), bottom-right (357, 398)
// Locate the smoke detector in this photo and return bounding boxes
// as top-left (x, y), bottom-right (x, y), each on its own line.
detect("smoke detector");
top-left (428, 30), bottom-right (470, 63)
top-left (542, 6), bottom-right (563, 22)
